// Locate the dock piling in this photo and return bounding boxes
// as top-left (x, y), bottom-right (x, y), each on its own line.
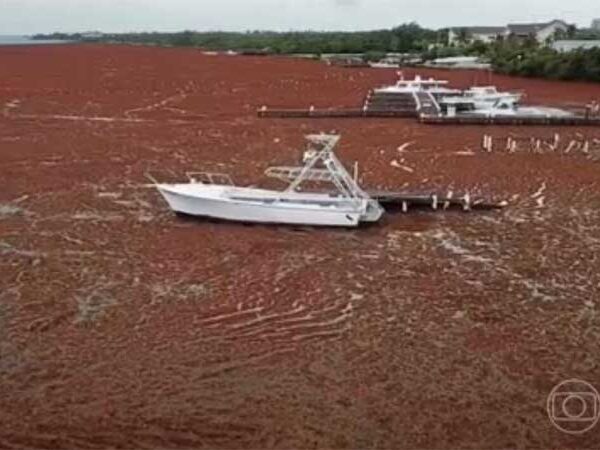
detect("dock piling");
top-left (463, 192), bottom-right (471, 212)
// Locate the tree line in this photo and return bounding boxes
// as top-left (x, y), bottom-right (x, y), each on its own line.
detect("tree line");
top-left (33, 25), bottom-right (600, 82)
top-left (33, 24), bottom-right (441, 54)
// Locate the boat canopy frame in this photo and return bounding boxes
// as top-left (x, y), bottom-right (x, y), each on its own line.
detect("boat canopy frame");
top-left (186, 172), bottom-right (235, 186)
top-left (265, 134), bottom-right (372, 202)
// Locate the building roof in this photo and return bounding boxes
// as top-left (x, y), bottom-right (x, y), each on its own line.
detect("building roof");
top-left (507, 20), bottom-right (567, 35)
top-left (451, 26), bottom-right (506, 34)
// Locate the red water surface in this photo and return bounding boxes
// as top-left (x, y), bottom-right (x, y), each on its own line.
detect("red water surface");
top-left (1, 44), bottom-right (600, 449)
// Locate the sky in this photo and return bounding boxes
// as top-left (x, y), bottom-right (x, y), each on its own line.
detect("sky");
top-left (1, 0), bottom-right (599, 34)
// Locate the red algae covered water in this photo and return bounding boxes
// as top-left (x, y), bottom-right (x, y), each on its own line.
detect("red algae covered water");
top-left (1, 45), bottom-right (600, 449)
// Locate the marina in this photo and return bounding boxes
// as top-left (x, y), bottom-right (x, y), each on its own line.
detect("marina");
top-left (258, 73), bottom-right (599, 126)
top-left (2, 43), bottom-right (600, 450)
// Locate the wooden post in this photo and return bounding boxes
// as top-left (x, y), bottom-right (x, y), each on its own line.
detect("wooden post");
top-left (443, 194), bottom-right (449, 210)
top-left (487, 135), bottom-right (493, 152)
top-left (463, 192), bottom-right (471, 211)
top-left (583, 141), bottom-right (590, 154)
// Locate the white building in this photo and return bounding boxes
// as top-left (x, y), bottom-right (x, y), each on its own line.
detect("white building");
top-left (448, 27), bottom-right (506, 45)
top-left (448, 20), bottom-right (570, 46)
top-left (507, 20), bottom-right (570, 43)
top-left (552, 40), bottom-right (600, 52)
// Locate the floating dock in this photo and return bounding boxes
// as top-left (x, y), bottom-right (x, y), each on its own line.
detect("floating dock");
top-left (258, 107), bottom-right (600, 126)
top-left (368, 191), bottom-right (503, 212)
top-left (257, 108), bottom-right (417, 119)
top-left (420, 114), bottom-right (600, 126)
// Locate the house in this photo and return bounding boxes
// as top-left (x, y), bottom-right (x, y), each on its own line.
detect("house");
top-left (552, 40), bottom-right (600, 52)
top-left (506, 20), bottom-right (570, 43)
top-left (448, 20), bottom-right (571, 46)
top-left (448, 27), bottom-right (505, 45)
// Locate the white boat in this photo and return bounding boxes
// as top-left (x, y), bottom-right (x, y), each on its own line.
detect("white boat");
top-left (463, 98), bottom-right (574, 118)
top-left (374, 73), bottom-right (461, 97)
top-left (461, 86), bottom-right (523, 109)
top-left (439, 86), bottom-right (524, 115)
top-left (152, 135), bottom-right (384, 227)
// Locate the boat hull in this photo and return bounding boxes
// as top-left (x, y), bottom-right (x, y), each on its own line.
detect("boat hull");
top-left (157, 185), bottom-right (370, 227)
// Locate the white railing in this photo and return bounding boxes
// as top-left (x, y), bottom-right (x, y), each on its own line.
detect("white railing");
top-left (185, 172), bottom-right (235, 186)
top-left (265, 166), bottom-right (333, 183)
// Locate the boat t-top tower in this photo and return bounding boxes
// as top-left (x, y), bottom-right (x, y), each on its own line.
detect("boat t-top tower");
top-left (266, 134), bottom-right (372, 199)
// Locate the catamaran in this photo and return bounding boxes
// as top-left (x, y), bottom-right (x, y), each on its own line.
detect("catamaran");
top-left (152, 135), bottom-right (384, 227)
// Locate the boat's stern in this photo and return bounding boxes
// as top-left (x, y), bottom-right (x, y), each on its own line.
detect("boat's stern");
top-left (361, 200), bottom-right (385, 222)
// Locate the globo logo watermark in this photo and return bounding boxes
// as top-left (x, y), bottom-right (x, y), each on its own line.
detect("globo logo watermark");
top-left (547, 379), bottom-right (600, 435)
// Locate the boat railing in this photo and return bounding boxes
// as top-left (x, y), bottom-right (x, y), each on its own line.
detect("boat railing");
top-left (186, 171), bottom-right (235, 186)
top-left (145, 169), bottom-right (180, 185)
top-left (265, 166), bottom-right (334, 183)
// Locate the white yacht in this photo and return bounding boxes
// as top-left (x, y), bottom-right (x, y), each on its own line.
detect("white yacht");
top-left (152, 135), bottom-right (384, 227)
top-left (463, 98), bottom-right (574, 118)
top-left (373, 74), bottom-right (461, 97)
top-left (461, 86), bottom-right (523, 109)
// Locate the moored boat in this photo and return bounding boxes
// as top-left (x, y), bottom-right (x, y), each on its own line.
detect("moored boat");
top-left (438, 86), bottom-right (525, 115)
top-left (374, 73), bottom-right (461, 97)
top-left (152, 135), bottom-right (384, 227)
top-left (463, 86), bottom-right (524, 108)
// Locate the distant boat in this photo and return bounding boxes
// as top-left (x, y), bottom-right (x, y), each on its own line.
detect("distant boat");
top-left (462, 86), bottom-right (524, 108)
top-left (442, 86), bottom-right (523, 110)
top-left (374, 74), bottom-right (461, 97)
top-left (152, 134), bottom-right (384, 227)
top-left (462, 97), bottom-right (574, 118)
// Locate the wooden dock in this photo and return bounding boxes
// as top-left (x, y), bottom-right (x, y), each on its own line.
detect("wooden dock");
top-left (420, 114), bottom-right (600, 126)
top-left (257, 92), bottom-right (600, 126)
top-left (257, 108), bottom-right (417, 119)
top-left (368, 191), bottom-right (503, 212)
